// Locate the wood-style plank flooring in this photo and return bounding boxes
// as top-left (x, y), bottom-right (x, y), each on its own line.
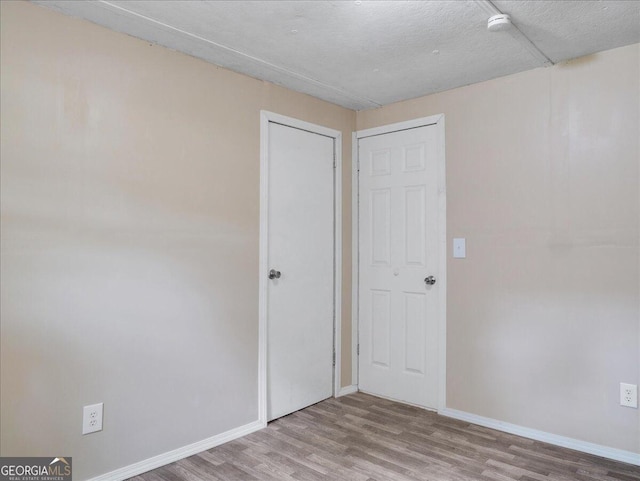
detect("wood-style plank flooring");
top-left (129, 393), bottom-right (640, 481)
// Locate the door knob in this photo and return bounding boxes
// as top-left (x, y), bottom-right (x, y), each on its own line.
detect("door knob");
top-left (424, 275), bottom-right (436, 286)
top-left (268, 269), bottom-right (281, 280)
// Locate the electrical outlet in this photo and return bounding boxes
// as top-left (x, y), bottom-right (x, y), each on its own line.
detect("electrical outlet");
top-left (82, 403), bottom-right (103, 434)
top-left (620, 383), bottom-right (638, 408)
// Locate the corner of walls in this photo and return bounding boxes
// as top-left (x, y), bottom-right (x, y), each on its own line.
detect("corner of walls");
top-left (0, 2), bottom-right (357, 478)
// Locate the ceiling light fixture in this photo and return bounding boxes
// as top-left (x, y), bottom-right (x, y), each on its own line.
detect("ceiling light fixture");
top-left (487, 14), bottom-right (512, 32)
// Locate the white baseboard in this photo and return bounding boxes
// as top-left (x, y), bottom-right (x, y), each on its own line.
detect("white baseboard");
top-left (337, 385), bottom-right (358, 397)
top-left (439, 407), bottom-right (640, 467)
top-left (84, 404), bottom-right (638, 480)
top-left (88, 419), bottom-right (265, 481)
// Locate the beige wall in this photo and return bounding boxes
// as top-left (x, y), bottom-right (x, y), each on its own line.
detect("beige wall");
top-left (0, 2), bottom-right (354, 479)
top-left (358, 43), bottom-right (640, 453)
top-left (2, 0), bottom-right (638, 476)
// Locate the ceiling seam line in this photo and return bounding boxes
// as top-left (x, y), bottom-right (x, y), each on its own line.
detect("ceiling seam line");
top-left (475, 0), bottom-right (554, 67)
top-left (98, 0), bottom-right (382, 108)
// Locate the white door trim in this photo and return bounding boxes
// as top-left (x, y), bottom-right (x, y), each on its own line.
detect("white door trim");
top-left (352, 114), bottom-right (447, 412)
top-left (351, 132), bottom-right (359, 389)
top-left (259, 111), bottom-right (342, 425)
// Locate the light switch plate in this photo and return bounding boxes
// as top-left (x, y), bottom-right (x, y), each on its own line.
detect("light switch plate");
top-left (453, 238), bottom-right (466, 258)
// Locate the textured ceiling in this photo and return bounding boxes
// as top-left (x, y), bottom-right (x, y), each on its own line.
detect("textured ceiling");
top-left (33, 1), bottom-right (640, 110)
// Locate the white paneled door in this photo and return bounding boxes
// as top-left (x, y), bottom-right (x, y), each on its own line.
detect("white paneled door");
top-left (358, 124), bottom-right (440, 409)
top-left (266, 121), bottom-right (335, 421)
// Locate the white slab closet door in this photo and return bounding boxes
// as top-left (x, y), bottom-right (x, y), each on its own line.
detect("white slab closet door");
top-left (265, 120), bottom-right (335, 421)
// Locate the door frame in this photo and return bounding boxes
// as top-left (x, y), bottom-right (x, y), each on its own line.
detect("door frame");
top-left (352, 114), bottom-right (447, 412)
top-left (258, 111), bottom-right (343, 426)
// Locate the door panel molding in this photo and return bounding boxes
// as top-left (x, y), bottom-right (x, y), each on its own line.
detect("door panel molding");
top-left (259, 111), bottom-right (342, 426)
top-left (353, 114), bottom-right (446, 412)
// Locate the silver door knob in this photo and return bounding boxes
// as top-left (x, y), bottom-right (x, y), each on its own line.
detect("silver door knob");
top-left (268, 269), bottom-right (281, 280)
top-left (424, 276), bottom-right (436, 286)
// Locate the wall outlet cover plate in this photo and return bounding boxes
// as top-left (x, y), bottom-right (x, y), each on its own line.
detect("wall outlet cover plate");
top-left (620, 383), bottom-right (638, 408)
top-left (82, 402), bottom-right (104, 434)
